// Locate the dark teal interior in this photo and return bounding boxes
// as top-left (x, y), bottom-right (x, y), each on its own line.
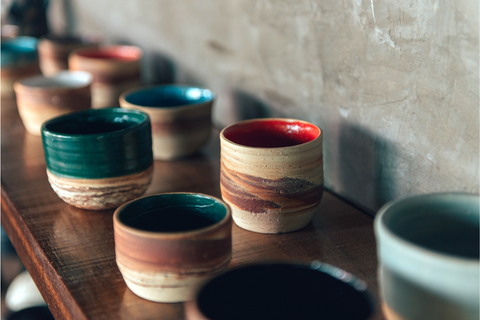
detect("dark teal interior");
top-left (43, 108), bottom-right (146, 135)
top-left (118, 194), bottom-right (227, 233)
top-left (384, 195), bottom-right (480, 259)
top-left (1, 37), bottom-right (38, 67)
top-left (125, 85), bottom-right (214, 107)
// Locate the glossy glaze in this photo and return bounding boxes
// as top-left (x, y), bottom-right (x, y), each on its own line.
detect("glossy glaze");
top-left (69, 46), bottom-right (142, 108)
top-left (120, 85), bottom-right (214, 160)
top-left (186, 262), bottom-right (373, 320)
top-left (14, 71), bottom-right (93, 136)
top-left (114, 193), bottom-right (232, 302)
top-left (375, 193), bottom-right (480, 320)
top-left (220, 118), bottom-right (324, 234)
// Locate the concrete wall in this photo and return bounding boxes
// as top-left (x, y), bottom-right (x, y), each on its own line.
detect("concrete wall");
top-left (50, 0), bottom-right (479, 213)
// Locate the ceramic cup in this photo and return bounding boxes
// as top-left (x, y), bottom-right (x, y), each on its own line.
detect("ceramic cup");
top-left (1, 36), bottom-right (39, 99)
top-left (119, 85), bottom-right (215, 160)
top-left (69, 45), bottom-right (142, 109)
top-left (375, 193), bottom-right (479, 320)
top-left (185, 261), bottom-right (373, 320)
top-left (41, 108), bottom-right (154, 210)
top-left (14, 71), bottom-right (93, 136)
top-left (38, 34), bottom-right (99, 76)
top-left (113, 192), bottom-right (232, 303)
top-left (220, 118), bottom-right (324, 234)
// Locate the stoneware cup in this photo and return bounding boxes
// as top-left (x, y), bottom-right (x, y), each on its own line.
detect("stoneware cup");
top-left (1, 36), bottom-right (40, 99)
top-left (14, 71), bottom-right (93, 136)
top-left (185, 261), bottom-right (374, 320)
top-left (38, 34), bottom-right (99, 76)
top-left (375, 193), bottom-right (479, 320)
top-left (119, 85), bottom-right (215, 160)
top-left (41, 108), bottom-right (154, 210)
top-left (113, 192), bottom-right (232, 303)
top-left (220, 118), bottom-right (323, 234)
top-left (69, 45), bottom-right (142, 109)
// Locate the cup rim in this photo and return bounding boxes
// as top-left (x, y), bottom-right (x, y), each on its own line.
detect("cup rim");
top-left (375, 192), bottom-right (480, 264)
top-left (119, 84), bottom-right (216, 109)
top-left (113, 192), bottom-right (232, 238)
top-left (190, 261), bottom-right (374, 319)
top-left (220, 118), bottom-right (322, 150)
top-left (41, 107), bottom-right (150, 139)
top-left (14, 71), bottom-right (93, 91)
top-left (70, 45), bottom-right (142, 62)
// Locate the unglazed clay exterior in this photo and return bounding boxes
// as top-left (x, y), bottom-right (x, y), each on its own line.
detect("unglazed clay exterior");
top-left (113, 193), bottom-right (232, 303)
top-left (69, 46), bottom-right (142, 108)
top-left (220, 119), bottom-right (323, 234)
top-left (14, 71), bottom-right (93, 136)
top-left (47, 166), bottom-right (153, 210)
top-left (119, 86), bottom-right (214, 160)
top-left (375, 193), bottom-right (480, 320)
top-left (38, 35), bottom-right (98, 76)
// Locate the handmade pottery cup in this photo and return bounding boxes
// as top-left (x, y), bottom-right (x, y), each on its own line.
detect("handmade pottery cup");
top-left (69, 45), bottom-right (142, 108)
top-left (119, 85), bottom-right (215, 160)
top-left (113, 193), bottom-right (232, 303)
top-left (41, 108), bottom-right (154, 210)
top-left (14, 71), bottom-right (93, 136)
top-left (1, 36), bottom-right (40, 99)
top-left (38, 34), bottom-right (99, 76)
top-left (220, 118), bottom-right (323, 234)
top-left (185, 261), bottom-right (374, 320)
top-left (375, 193), bottom-right (479, 320)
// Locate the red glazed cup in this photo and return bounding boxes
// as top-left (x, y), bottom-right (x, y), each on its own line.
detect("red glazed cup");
top-left (220, 118), bottom-right (324, 234)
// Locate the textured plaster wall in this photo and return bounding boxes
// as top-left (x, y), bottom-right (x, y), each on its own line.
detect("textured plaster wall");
top-left (53, 0), bottom-right (479, 213)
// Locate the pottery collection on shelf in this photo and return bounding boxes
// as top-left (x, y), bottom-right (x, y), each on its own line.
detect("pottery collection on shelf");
top-left (4, 33), bottom-right (478, 320)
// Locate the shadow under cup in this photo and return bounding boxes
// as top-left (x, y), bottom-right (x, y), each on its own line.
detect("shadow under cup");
top-left (220, 118), bottom-right (324, 234)
top-left (375, 193), bottom-right (480, 320)
top-left (113, 193), bottom-right (232, 303)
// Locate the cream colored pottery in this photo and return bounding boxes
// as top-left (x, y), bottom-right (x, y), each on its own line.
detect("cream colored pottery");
top-left (119, 85), bottom-right (214, 160)
top-left (220, 118), bottom-right (324, 234)
top-left (14, 71), bottom-right (93, 136)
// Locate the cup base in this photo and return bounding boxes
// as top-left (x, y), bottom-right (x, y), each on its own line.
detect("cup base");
top-left (46, 166), bottom-right (153, 210)
top-left (231, 206), bottom-right (317, 234)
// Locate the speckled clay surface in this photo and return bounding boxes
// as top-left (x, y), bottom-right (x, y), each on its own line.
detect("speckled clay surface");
top-left (220, 118), bottom-right (323, 234)
top-left (113, 193), bottom-right (232, 302)
top-left (120, 85), bottom-right (214, 160)
top-left (69, 46), bottom-right (142, 108)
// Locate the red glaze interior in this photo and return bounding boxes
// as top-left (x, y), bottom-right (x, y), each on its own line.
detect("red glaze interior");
top-left (224, 119), bottom-right (320, 148)
top-left (76, 46), bottom-right (141, 61)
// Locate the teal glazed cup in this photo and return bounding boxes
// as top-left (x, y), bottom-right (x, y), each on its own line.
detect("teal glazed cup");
top-left (41, 108), bottom-right (154, 210)
top-left (375, 193), bottom-right (479, 320)
top-left (185, 261), bottom-right (374, 320)
top-left (119, 85), bottom-right (215, 160)
top-left (114, 193), bottom-right (232, 302)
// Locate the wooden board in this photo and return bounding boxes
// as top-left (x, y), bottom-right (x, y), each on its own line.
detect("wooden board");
top-left (1, 99), bottom-right (384, 320)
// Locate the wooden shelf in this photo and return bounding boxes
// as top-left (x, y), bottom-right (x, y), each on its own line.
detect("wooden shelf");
top-left (1, 98), bottom-right (384, 320)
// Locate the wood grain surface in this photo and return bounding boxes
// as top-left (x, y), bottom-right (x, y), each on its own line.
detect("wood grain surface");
top-left (1, 98), bottom-right (385, 320)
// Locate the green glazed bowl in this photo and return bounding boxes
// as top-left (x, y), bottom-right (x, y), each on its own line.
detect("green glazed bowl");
top-left (41, 108), bottom-right (154, 210)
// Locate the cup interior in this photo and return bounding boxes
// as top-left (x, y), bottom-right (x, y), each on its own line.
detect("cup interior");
top-left (223, 119), bottom-right (320, 148)
top-left (124, 85), bottom-right (214, 108)
top-left (381, 194), bottom-right (479, 259)
top-left (75, 46), bottom-right (141, 61)
top-left (42, 108), bottom-right (147, 135)
top-left (1, 37), bottom-right (38, 67)
top-left (117, 193), bottom-right (228, 233)
top-left (194, 263), bottom-right (372, 320)
top-left (18, 71), bottom-right (93, 89)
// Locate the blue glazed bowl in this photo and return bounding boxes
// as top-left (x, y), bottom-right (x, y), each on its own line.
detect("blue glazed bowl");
top-left (120, 85), bottom-right (215, 160)
top-left (1, 36), bottom-right (38, 68)
top-left (41, 108), bottom-right (154, 210)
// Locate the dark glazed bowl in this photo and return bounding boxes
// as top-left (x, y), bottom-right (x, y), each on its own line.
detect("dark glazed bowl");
top-left (113, 192), bottom-right (232, 302)
top-left (120, 85), bottom-right (215, 160)
top-left (41, 108), bottom-right (154, 210)
top-left (186, 262), bottom-right (374, 320)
